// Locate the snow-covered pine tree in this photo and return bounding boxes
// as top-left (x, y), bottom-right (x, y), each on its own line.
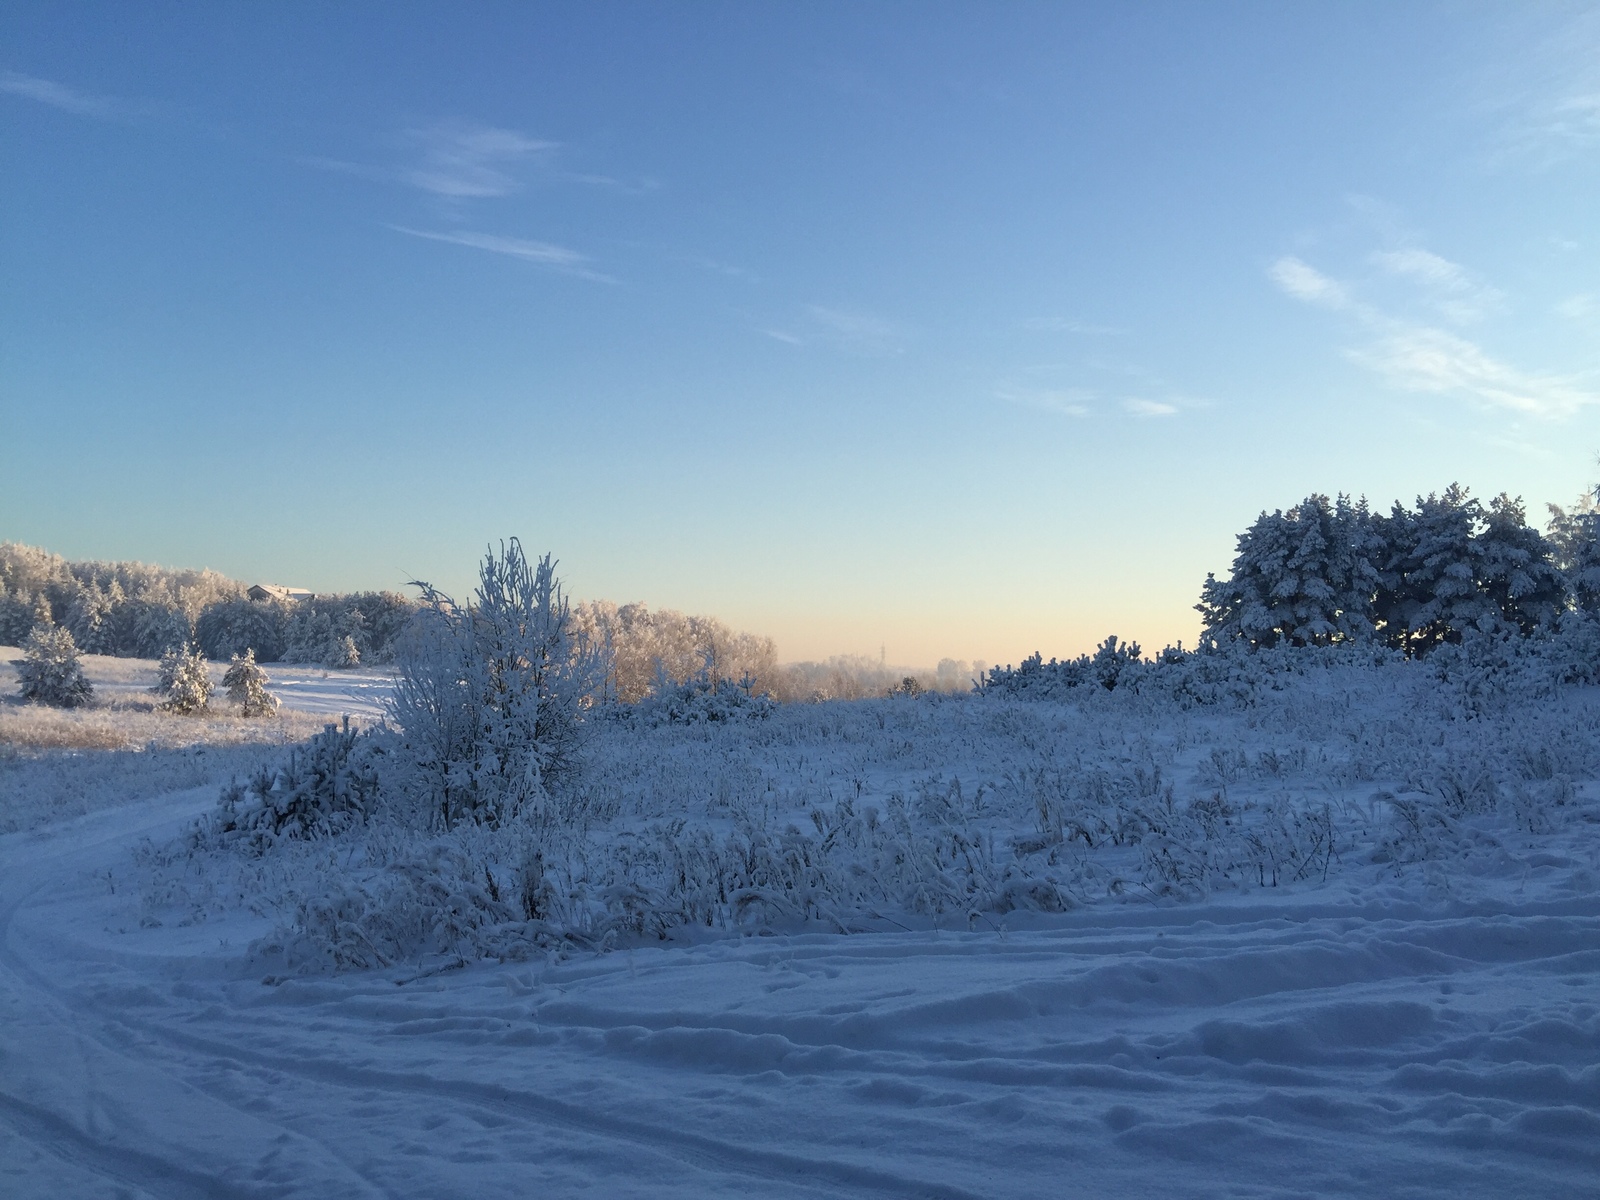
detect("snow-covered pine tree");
top-left (65, 582), bottom-right (116, 656)
top-left (1197, 495), bottom-right (1380, 648)
top-left (325, 633), bottom-right (361, 669)
top-left (133, 601), bottom-right (192, 659)
top-left (154, 642), bottom-right (213, 714)
top-left (195, 596), bottom-right (289, 662)
top-left (1474, 494), bottom-right (1566, 636)
top-left (28, 593), bottom-right (53, 634)
top-left (222, 648), bottom-right (279, 716)
top-left (1373, 485), bottom-right (1486, 655)
top-left (1197, 508), bottom-right (1297, 647)
top-left (0, 583), bottom-right (35, 646)
top-left (15, 622), bottom-right (94, 707)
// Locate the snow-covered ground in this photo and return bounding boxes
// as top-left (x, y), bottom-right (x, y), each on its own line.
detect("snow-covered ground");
top-left (2, 656), bottom-right (1597, 1197)
top-left (0, 647), bottom-right (393, 752)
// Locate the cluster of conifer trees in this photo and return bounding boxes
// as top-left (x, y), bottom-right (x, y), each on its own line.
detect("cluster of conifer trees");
top-left (1197, 487), bottom-right (1599, 653)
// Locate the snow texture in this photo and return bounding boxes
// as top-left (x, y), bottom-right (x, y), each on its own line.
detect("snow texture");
top-left (1, 654), bottom-right (1597, 1197)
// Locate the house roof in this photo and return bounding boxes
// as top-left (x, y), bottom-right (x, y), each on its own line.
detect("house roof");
top-left (247, 583), bottom-right (314, 602)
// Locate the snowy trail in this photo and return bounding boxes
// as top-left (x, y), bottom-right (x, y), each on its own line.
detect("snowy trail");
top-left (3, 786), bottom-right (1598, 1197)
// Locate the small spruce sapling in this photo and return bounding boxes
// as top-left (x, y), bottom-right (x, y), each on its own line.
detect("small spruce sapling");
top-left (223, 648), bottom-right (278, 716)
top-left (154, 642), bottom-right (213, 714)
top-left (15, 623), bottom-right (94, 707)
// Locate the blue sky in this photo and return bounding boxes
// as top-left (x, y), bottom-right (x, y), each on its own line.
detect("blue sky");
top-left (4, 2), bottom-right (1599, 665)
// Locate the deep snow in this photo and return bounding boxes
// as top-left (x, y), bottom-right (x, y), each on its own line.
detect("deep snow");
top-left (2, 658), bottom-right (1598, 1198)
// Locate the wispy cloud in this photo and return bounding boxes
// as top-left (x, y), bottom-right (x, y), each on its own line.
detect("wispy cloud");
top-left (1477, 8), bottom-right (1600, 167)
top-left (1556, 293), bottom-right (1597, 319)
top-left (1270, 252), bottom-right (1597, 419)
top-left (804, 305), bottom-right (910, 355)
top-left (994, 386), bottom-right (1093, 417)
top-left (0, 70), bottom-right (158, 122)
top-left (1371, 248), bottom-right (1502, 323)
top-left (762, 328), bottom-right (803, 346)
top-left (402, 121), bottom-right (557, 199)
top-left (389, 226), bottom-right (614, 282)
top-left (1123, 398), bottom-right (1178, 418)
top-left (1022, 317), bottom-right (1125, 335)
top-left (1268, 256), bottom-right (1351, 309)
top-left (1350, 328), bottom-right (1594, 419)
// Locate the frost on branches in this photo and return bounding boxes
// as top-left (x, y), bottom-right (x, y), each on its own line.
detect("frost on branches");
top-left (387, 539), bottom-right (611, 830)
top-left (15, 622), bottom-right (94, 707)
top-left (222, 648), bottom-right (279, 717)
top-left (154, 643), bottom-right (214, 714)
top-left (1201, 486), bottom-right (1578, 653)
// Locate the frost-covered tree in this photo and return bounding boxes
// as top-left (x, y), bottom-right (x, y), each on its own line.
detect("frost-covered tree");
top-left (1372, 485), bottom-right (1487, 654)
top-left (65, 582), bottom-right (117, 656)
top-left (1474, 494), bottom-right (1566, 636)
top-left (389, 539), bottom-right (611, 829)
top-left (123, 600), bottom-right (192, 659)
top-left (1198, 495), bottom-right (1380, 648)
top-left (574, 600), bottom-right (778, 702)
top-left (326, 633), bottom-right (361, 669)
top-left (196, 596), bottom-right (290, 662)
top-left (223, 648), bottom-right (279, 717)
top-left (0, 583), bottom-right (35, 646)
top-left (15, 623), bottom-right (94, 707)
top-left (1547, 495), bottom-right (1600, 614)
top-left (154, 643), bottom-right (213, 714)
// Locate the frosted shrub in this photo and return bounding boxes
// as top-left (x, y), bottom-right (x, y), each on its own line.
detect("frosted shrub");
top-left (634, 666), bottom-right (776, 725)
top-left (222, 648), bottom-right (279, 717)
top-left (388, 539), bottom-right (610, 829)
top-left (204, 718), bottom-right (379, 852)
top-left (153, 643), bottom-right (213, 714)
top-left (15, 622), bottom-right (94, 707)
top-left (982, 635), bottom-right (1147, 699)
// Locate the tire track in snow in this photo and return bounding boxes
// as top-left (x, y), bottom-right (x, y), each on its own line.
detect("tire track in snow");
top-left (0, 1092), bottom-right (240, 1200)
top-left (0, 797), bottom-right (980, 1200)
top-left (87, 1015), bottom-right (987, 1200)
top-left (0, 799), bottom-right (401, 1200)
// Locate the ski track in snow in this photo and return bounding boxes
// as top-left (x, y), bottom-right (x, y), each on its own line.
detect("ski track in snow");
top-left (2, 781), bottom-right (1597, 1198)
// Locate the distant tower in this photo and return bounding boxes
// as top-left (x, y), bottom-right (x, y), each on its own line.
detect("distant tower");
top-left (880, 643), bottom-right (886, 667)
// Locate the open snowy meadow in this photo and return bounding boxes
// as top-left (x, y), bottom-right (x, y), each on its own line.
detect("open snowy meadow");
top-left (3, 647), bottom-right (1598, 1198)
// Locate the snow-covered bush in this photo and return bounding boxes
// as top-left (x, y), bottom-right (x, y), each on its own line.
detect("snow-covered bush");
top-left (633, 666), bottom-right (776, 725)
top-left (153, 643), bottom-right (213, 714)
top-left (387, 539), bottom-right (611, 829)
top-left (222, 648), bottom-right (279, 717)
top-left (981, 635), bottom-right (1147, 699)
top-left (202, 718), bottom-right (379, 853)
top-left (14, 622), bottom-right (94, 707)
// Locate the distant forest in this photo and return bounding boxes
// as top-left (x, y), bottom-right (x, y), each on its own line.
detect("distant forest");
top-left (0, 543), bottom-right (985, 701)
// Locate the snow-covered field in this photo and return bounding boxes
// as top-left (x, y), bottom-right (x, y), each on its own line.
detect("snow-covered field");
top-left (2, 653), bottom-right (1598, 1197)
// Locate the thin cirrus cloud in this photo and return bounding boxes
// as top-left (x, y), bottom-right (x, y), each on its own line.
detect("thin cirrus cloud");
top-left (1371, 248), bottom-right (1503, 323)
top-left (804, 305), bottom-right (910, 354)
top-left (388, 226), bottom-right (615, 283)
top-left (1123, 398), bottom-right (1179, 418)
top-left (1022, 317), bottom-right (1126, 336)
top-left (994, 386), bottom-right (1093, 417)
top-left (0, 70), bottom-right (160, 122)
top-left (302, 120), bottom-right (579, 200)
top-left (1269, 253), bottom-right (1597, 419)
top-left (402, 121), bottom-right (557, 199)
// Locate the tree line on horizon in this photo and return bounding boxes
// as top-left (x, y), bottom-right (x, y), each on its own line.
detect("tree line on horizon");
top-left (0, 542), bottom-right (983, 702)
